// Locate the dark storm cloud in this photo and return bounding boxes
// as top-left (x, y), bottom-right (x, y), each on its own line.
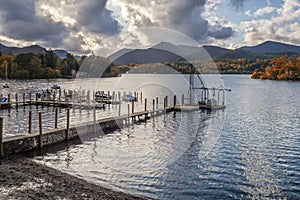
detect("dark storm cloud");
top-left (0, 0), bottom-right (65, 45)
top-left (0, 0), bottom-right (121, 51)
top-left (208, 26), bottom-right (234, 39)
top-left (77, 0), bottom-right (121, 35)
top-left (122, 0), bottom-right (234, 42)
top-left (167, 0), bottom-right (209, 41)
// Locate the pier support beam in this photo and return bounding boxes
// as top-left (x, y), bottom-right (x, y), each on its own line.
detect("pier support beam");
top-left (0, 117), bottom-right (3, 156)
top-left (173, 95), bottom-right (177, 108)
top-left (66, 109), bottom-right (70, 140)
top-left (39, 112), bottom-right (43, 148)
top-left (144, 98), bottom-right (147, 111)
top-left (28, 111), bottom-right (32, 133)
top-left (55, 108), bottom-right (58, 128)
top-left (0, 94), bottom-right (2, 109)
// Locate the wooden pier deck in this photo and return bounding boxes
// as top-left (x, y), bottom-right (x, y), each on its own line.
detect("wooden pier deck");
top-left (0, 91), bottom-right (226, 156)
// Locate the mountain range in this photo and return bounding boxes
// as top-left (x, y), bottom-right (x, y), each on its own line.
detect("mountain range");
top-left (1, 40), bottom-right (300, 64)
top-left (0, 43), bottom-right (81, 59)
top-left (109, 40), bottom-right (300, 65)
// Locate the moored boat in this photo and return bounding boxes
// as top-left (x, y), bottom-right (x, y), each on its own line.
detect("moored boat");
top-left (122, 94), bottom-right (137, 101)
top-left (51, 84), bottom-right (61, 89)
top-left (95, 91), bottom-right (112, 102)
top-left (3, 84), bottom-right (9, 88)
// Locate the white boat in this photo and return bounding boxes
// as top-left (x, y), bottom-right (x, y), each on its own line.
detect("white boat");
top-left (3, 83), bottom-right (9, 88)
top-left (51, 84), bottom-right (61, 89)
top-left (95, 91), bottom-right (112, 102)
top-left (122, 94), bottom-right (137, 101)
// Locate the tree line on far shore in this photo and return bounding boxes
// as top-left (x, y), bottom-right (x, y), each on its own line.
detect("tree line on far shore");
top-left (0, 51), bottom-right (121, 79)
top-left (251, 56), bottom-right (300, 80)
top-left (0, 50), bottom-right (81, 79)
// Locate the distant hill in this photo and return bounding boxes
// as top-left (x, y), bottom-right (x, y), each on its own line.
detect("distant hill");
top-left (152, 42), bottom-right (186, 55)
top-left (203, 45), bottom-right (231, 58)
top-left (108, 40), bottom-right (300, 65)
top-left (108, 48), bottom-right (132, 63)
top-left (0, 43), bottom-right (46, 55)
top-left (108, 42), bottom-right (232, 65)
top-left (110, 48), bottom-right (184, 65)
top-left (239, 41), bottom-right (300, 55)
top-left (0, 43), bottom-right (81, 59)
top-left (53, 49), bottom-right (69, 59)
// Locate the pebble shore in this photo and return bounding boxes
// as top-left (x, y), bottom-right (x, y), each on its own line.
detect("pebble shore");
top-left (0, 155), bottom-right (147, 200)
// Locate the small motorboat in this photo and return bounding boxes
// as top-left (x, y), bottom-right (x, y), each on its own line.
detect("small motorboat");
top-left (206, 98), bottom-right (218, 106)
top-left (3, 84), bottom-right (9, 88)
top-left (122, 94), bottom-right (137, 101)
top-left (42, 89), bottom-right (52, 99)
top-left (51, 84), bottom-right (61, 89)
top-left (1, 97), bottom-right (7, 102)
top-left (95, 91), bottom-right (112, 102)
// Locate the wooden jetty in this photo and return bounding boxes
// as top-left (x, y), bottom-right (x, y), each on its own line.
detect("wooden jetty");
top-left (0, 88), bottom-right (229, 156)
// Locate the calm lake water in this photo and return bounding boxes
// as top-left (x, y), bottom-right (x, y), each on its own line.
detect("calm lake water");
top-left (2, 74), bottom-right (300, 199)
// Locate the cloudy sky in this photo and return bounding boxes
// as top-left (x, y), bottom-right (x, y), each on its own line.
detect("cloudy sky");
top-left (0, 0), bottom-right (299, 55)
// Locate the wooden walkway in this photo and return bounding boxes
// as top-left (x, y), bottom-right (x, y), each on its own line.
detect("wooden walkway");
top-left (0, 91), bottom-right (226, 156)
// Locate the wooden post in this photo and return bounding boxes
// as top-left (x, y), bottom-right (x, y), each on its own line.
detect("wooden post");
top-left (66, 93), bottom-right (69, 106)
top-left (8, 94), bottom-right (10, 104)
top-left (132, 101), bottom-right (134, 114)
top-left (173, 95), bottom-right (177, 108)
top-left (112, 91), bottom-right (115, 102)
top-left (79, 94), bottom-right (82, 109)
top-left (93, 90), bottom-right (95, 105)
top-left (182, 94), bottom-right (184, 105)
top-left (29, 92), bottom-right (32, 105)
top-left (23, 93), bottom-right (25, 106)
top-left (144, 98), bottom-right (147, 111)
top-left (93, 107), bottom-right (96, 122)
top-left (153, 99), bottom-right (155, 114)
top-left (166, 96), bottom-right (168, 108)
top-left (127, 104), bottom-right (130, 121)
top-left (53, 92), bottom-right (56, 104)
top-left (28, 111), bottom-right (32, 133)
top-left (164, 97), bottom-right (166, 109)
top-left (55, 108), bottom-right (58, 128)
top-left (35, 93), bottom-right (38, 102)
top-left (140, 92), bottom-right (143, 102)
top-left (0, 94), bottom-right (2, 109)
top-left (136, 93), bottom-right (139, 102)
top-left (156, 97), bottom-right (158, 109)
top-left (39, 112), bottom-right (43, 148)
top-left (0, 117), bottom-right (3, 156)
top-left (15, 93), bottom-right (18, 107)
top-left (87, 90), bottom-right (90, 105)
top-left (66, 109), bottom-right (70, 140)
top-left (119, 102), bottom-right (121, 116)
top-left (59, 90), bottom-right (61, 105)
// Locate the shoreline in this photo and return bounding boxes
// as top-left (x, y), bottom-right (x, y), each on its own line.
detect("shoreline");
top-left (0, 155), bottom-right (147, 199)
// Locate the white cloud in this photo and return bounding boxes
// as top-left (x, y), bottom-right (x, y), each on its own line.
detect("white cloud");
top-left (240, 0), bottom-right (300, 46)
top-left (253, 6), bottom-right (276, 17)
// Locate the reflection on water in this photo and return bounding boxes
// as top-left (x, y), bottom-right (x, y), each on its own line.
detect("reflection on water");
top-left (2, 75), bottom-right (300, 199)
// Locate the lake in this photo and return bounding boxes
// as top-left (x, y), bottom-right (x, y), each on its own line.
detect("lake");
top-left (1, 74), bottom-right (300, 199)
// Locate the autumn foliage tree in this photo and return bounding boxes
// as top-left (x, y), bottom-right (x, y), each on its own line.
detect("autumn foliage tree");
top-left (251, 56), bottom-right (300, 80)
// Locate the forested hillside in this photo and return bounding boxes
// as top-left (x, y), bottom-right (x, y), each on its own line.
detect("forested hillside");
top-left (251, 56), bottom-right (300, 80)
